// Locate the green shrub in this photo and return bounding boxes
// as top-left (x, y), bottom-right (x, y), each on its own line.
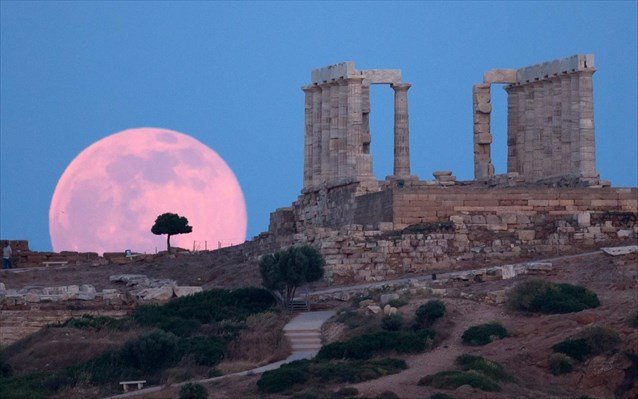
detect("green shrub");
top-left (179, 382), bottom-right (208, 399)
top-left (552, 326), bottom-right (620, 361)
top-left (455, 354), bottom-right (510, 381)
top-left (0, 352), bottom-right (12, 377)
top-left (120, 330), bottom-right (180, 373)
top-left (461, 323), bottom-right (508, 346)
top-left (61, 315), bottom-right (129, 331)
top-left (418, 370), bottom-right (501, 392)
top-left (317, 330), bottom-right (435, 360)
top-left (257, 362), bottom-right (309, 393)
top-left (257, 358), bottom-right (406, 393)
top-left (430, 393), bottom-right (454, 399)
top-left (158, 317), bottom-right (201, 337)
top-left (376, 391), bottom-right (399, 399)
top-left (548, 353), bottom-right (574, 375)
top-left (0, 372), bottom-right (52, 399)
top-left (178, 337), bottom-right (225, 366)
top-left (415, 300), bottom-right (446, 326)
top-left (381, 314), bottom-right (404, 331)
top-left (291, 389), bottom-right (331, 399)
top-left (506, 279), bottom-right (600, 314)
top-left (133, 288), bottom-right (275, 326)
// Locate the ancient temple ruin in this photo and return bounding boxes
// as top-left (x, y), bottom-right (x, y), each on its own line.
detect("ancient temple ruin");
top-left (261, 55), bottom-right (635, 284)
top-left (302, 56), bottom-right (601, 191)
top-left (474, 54), bottom-right (598, 183)
top-left (301, 62), bottom-right (413, 192)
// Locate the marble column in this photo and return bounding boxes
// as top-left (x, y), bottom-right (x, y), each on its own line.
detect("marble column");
top-left (302, 85), bottom-right (315, 190)
top-left (391, 83), bottom-right (411, 178)
top-left (473, 83), bottom-right (493, 179)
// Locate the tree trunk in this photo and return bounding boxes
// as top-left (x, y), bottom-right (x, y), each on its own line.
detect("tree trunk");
top-left (167, 234), bottom-right (171, 253)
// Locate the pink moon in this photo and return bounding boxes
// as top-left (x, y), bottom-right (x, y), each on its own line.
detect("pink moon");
top-left (49, 128), bottom-right (247, 254)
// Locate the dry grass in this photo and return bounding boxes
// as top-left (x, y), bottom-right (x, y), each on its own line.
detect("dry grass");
top-left (224, 311), bottom-right (291, 365)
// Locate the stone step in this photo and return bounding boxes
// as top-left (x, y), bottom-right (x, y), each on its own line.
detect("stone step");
top-left (286, 331), bottom-right (321, 339)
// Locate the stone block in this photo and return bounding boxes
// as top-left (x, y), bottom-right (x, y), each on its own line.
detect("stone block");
top-left (617, 230), bottom-right (633, 238)
top-left (174, 286), bottom-right (203, 297)
top-left (501, 265), bottom-right (516, 279)
top-left (380, 293), bottom-right (400, 306)
top-left (483, 69), bottom-right (517, 84)
top-left (517, 230), bottom-right (535, 241)
top-left (366, 305), bottom-right (382, 314)
top-left (577, 212), bottom-right (591, 227)
top-left (527, 262), bottom-right (553, 271)
top-left (136, 285), bottom-right (174, 301)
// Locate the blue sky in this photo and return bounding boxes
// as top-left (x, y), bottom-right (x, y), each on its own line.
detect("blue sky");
top-left (1, 1), bottom-right (636, 251)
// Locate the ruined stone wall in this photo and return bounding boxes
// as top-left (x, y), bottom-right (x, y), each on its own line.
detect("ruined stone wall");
top-left (1, 305), bottom-right (130, 347)
top-left (265, 184), bottom-right (637, 284)
top-left (390, 186), bottom-right (636, 226)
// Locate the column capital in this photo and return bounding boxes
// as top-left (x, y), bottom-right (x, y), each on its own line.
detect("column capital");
top-left (391, 82), bottom-right (411, 91)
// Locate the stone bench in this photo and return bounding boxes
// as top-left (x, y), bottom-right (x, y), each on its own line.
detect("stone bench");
top-left (119, 380), bottom-right (146, 392)
top-left (41, 261), bottom-right (68, 267)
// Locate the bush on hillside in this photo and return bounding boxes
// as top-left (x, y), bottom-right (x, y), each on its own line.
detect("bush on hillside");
top-left (120, 329), bottom-right (180, 373)
top-left (179, 382), bottom-right (208, 399)
top-left (506, 279), bottom-right (600, 314)
top-left (178, 336), bottom-right (225, 366)
top-left (548, 353), bottom-right (574, 375)
top-left (455, 354), bottom-right (511, 381)
top-left (375, 391), bottom-right (400, 399)
top-left (418, 370), bottom-right (501, 392)
top-left (461, 323), bottom-right (508, 346)
top-left (61, 315), bottom-right (130, 331)
top-left (317, 330), bottom-right (435, 360)
top-left (133, 288), bottom-right (276, 326)
top-left (415, 300), bottom-right (446, 327)
top-left (0, 352), bottom-right (12, 378)
top-left (381, 314), bottom-right (404, 331)
top-left (257, 358), bottom-right (406, 393)
top-left (430, 393), bottom-right (454, 399)
top-left (552, 326), bottom-right (620, 361)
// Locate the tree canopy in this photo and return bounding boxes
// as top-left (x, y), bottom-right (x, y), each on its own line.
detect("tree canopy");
top-left (151, 213), bottom-right (193, 252)
top-left (259, 245), bottom-right (325, 309)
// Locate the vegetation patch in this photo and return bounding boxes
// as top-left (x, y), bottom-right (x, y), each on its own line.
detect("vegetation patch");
top-left (381, 314), bottom-right (404, 331)
top-left (1, 287), bottom-right (279, 398)
top-left (506, 279), bottom-right (600, 314)
top-left (455, 354), bottom-right (511, 381)
top-left (317, 330), bottom-right (435, 360)
top-left (415, 300), bottom-right (446, 327)
top-left (418, 370), bottom-right (501, 392)
top-left (430, 393), bottom-right (454, 399)
top-left (461, 323), bottom-right (508, 346)
top-left (58, 315), bottom-right (131, 331)
top-left (551, 326), bottom-right (620, 361)
top-left (257, 358), bottom-right (407, 393)
top-left (179, 382), bottom-right (208, 399)
top-left (548, 353), bottom-right (574, 375)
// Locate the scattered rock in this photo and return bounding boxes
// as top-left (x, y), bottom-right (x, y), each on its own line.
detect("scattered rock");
top-left (173, 286), bottom-right (203, 297)
top-left (601, 245), bottom-right (638, 256)
top-left (367, 305), bottom-right (382, 314)
top-left (380, 293), bottom-right (400, 306)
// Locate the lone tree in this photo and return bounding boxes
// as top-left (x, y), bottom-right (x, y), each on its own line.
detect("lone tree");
top-left (151, 212), bottom-right (193, 252)
top-left (259, 245), bottom-right (325, 309)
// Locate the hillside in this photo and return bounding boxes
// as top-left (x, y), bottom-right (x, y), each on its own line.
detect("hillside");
top-left (2, 248), bottom-right (636, 399)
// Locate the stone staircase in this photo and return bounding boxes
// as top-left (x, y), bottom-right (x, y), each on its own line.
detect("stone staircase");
top-left (282, 310), bottom-right (335, 356)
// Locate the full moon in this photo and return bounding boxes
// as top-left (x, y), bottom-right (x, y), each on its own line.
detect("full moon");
top-left (49, 128), bottom-right (247, 254)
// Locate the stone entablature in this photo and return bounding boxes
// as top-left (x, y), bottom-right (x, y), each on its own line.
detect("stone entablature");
top-left (474, 54), bottom-right (598, 183)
